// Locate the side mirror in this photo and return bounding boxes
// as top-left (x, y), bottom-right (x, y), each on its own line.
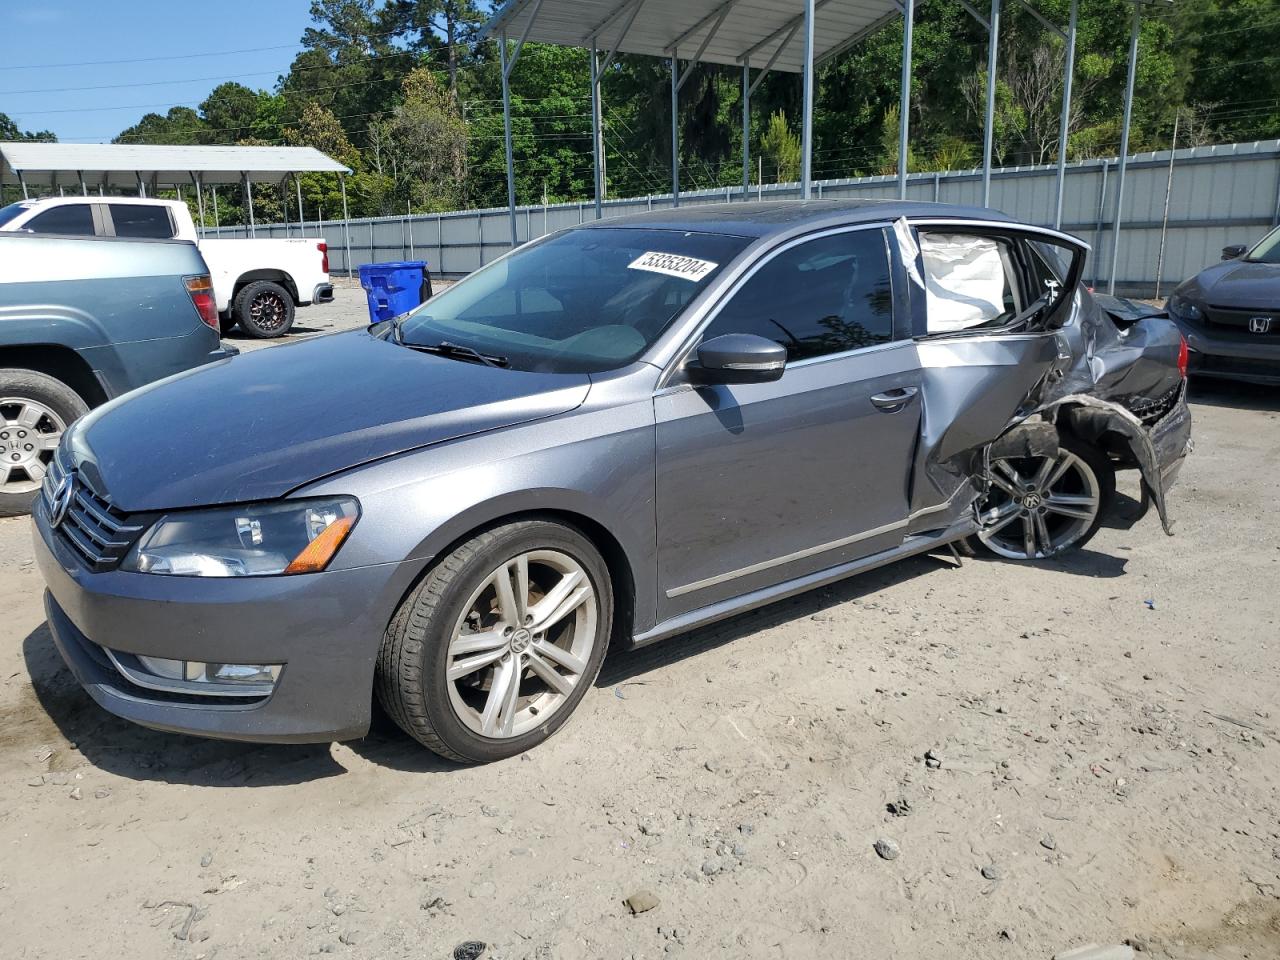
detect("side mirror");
top-left (1222, 244), bottom-right (1247, 260)
top-left (689, 333), bottom-right (786, 384)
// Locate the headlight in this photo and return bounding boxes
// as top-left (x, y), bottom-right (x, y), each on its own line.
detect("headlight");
top-left (122, 497), bottom-right (359, 577)
top-left (1168, 293), bottom-right (1202, 321)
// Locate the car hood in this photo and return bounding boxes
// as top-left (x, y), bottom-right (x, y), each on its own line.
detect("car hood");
top-left (1184, 258), bottom-right (1280, 308)
top-left (70, 330), bottom-right (591, 511)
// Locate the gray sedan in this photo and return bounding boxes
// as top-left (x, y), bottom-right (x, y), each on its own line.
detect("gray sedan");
top-left (32, 201), bottom-right (1191, 763)
top-left (1168, 226), bottom-right (1280, 384)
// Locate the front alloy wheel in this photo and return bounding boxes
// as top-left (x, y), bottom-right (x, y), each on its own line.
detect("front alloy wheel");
top-left (446, 550), bottom-right (598, 739)
top-left (975, 439), bottom-right (1112, 560)
top-left (376, 520), bottom-right (612, 763)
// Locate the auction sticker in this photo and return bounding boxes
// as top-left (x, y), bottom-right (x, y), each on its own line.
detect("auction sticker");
top-left (628, 251), bottom-right (718, 282)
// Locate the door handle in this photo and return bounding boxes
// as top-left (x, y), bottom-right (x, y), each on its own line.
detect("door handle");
top-left (870, 387), bottom-right (919, 412)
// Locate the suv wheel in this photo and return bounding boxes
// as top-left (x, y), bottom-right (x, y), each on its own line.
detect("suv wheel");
top-left (973, 435), bottom-right (1115, 560)
top-left (234, 280), bottom-right (295, 339)
top-left (0, 369), bottom-right (88, 517)
top-left (376, 520), bottom-right (613, 763)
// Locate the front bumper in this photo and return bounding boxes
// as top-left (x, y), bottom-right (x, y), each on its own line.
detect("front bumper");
top-left (32, 501), bottom-right (423, 744)
top-left (1171, 317), bottom-right (1280, 385)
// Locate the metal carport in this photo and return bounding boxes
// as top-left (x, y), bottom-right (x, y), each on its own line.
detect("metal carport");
top-left (0, 142), bottom-right (355, 270)
top-left (484, 0), bottom-right (1164, 293)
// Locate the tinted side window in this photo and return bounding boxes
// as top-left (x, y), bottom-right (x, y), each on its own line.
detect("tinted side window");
top-left (110, 204), bottom-right (174, 239)
top-left (25, 204), bottom-right (95, 236)
top-left (702, 229), bottom-right (894, 361)
top-left (919, 232), bottom-right (1023, 333)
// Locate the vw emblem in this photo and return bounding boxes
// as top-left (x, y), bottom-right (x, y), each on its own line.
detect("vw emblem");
top-left (1249, 316), bottom-right (1272, 334)
top-left (49, 471), bottom-right (75, 529)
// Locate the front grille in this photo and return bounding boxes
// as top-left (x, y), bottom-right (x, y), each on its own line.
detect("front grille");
top-left (1204, 306), bottom-right (1280, 336)
top-left (41, 458), bottom-right (146, 571)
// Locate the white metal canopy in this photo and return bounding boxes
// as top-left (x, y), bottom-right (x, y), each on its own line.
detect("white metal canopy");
top-left (484, 0), bottom-right (903, 74)
top-left (0, 142), bottom-right (351, 190)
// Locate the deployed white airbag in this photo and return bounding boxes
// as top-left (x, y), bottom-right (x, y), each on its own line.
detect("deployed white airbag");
top-left (920, 234), bottom-right (1008, 333)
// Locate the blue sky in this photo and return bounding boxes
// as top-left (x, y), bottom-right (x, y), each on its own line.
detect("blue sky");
top-left (1, 0), bottom-right (317, 142)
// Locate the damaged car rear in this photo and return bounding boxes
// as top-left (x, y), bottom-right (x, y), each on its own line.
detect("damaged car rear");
top-left (32, 200), bottom-right (1191, 763)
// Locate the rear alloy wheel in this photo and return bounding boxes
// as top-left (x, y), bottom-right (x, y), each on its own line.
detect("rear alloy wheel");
top-left (376, 521), bottom-right (612, 763)
top-left (974, 437), bottom-right (1113, 560)
top-left (0, 370), bottom-right (87, 518)
top-left (234, 280), bottom-right (295, 339)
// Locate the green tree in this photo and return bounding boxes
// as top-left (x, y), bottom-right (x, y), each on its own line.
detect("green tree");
top-left (0, 112), bottom-right (56, 142)
top-left (114, 107), bottom-right (206, 145)
top-left (383, 0), bottom-right (487, 99)
top-left (368, 67), bottom-right (468, 212)
top-left (760, 111), bottom-right (801, 183)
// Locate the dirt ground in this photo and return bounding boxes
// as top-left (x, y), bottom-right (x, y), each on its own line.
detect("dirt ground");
top-left (1, 288), bottom-right (1278, 959)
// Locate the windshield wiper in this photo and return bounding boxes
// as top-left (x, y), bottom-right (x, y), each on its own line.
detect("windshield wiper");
top-left (404, 339), bottom-right (509, 368)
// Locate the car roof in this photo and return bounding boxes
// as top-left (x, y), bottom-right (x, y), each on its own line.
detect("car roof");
top-left (576, 199), bottom-right (1015, 239)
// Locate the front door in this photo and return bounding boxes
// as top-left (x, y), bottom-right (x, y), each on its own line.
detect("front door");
top-left (654, 227), bottom-right (922, 619)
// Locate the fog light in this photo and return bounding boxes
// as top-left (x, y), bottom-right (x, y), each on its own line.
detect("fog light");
top-left (111, 651), bottom-right (281, 698)
top-left (209, 663), bottom-right (280, 684)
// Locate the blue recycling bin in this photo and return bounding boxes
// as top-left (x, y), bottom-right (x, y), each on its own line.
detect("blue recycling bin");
top-left (358, 261), bottom-right (432, 323)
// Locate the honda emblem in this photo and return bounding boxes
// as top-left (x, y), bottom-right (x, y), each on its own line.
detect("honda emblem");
top-left (1249, 316), bottom-right (1272, 334)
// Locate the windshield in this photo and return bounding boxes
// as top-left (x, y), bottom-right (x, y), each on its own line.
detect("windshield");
top-left (1246, 226), bottom-right (1280, 263)
top-left (0, 202), bottom-right (34, 229)
top-left (396, 227), bottom-right (751, 373)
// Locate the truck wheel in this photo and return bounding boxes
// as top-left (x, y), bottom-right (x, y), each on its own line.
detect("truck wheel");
top-left (375, 520), bottom-right (613, 763)
top-left (0, 369), bottom-right (88, 518)
top-left (234, 281), bottom-right (295, 339)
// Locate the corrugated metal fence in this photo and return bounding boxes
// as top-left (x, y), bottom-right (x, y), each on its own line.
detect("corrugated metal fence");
top-left (206, 140), bottom-right (1280, 297)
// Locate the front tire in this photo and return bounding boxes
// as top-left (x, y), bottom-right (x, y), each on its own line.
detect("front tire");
top-left (0, 369), bottom-right (87, 517)
top-left (376, 520), bottom-right (613, 763)
top-left (972, 435), bottom-right (1114, 560)
top-left (234, 280), bottom-right (295, 339)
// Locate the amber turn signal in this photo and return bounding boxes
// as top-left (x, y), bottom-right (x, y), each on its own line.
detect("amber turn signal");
top-left (284, 515), bottom-right (357, 575)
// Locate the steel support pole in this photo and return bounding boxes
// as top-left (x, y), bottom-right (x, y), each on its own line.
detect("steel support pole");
top-left (591, 38), bottom-right (603, 219)
top-left (340, 174), bottom-right (353, 279)
top-left (897, 0), bottom-right (915, 200)
top-left (1053, 0), bottom-right (1078, 228)
top-left (742, 59), bottom-right (751, 200)
top-left (800, 0), bottom-right (816, 199)
top-left (212, 186), bottom-right (220, 229)
top-left (500, 34), bottom-right (519, 248)
top-left (981, 0), bottom-right (1001, 207)
top-left (1107, 1), bottom-right (1140, 295)
top-left (191, 173), bottom-right (206, 237)
top-left (296, 175), bottom-right (306, 237)
top-left (78, 171), bottom-right (87, 196)
top-left (18, 172), bottom-right (28, 200)
top-left (408, 201), bottom-right (416, 259)
top-left (244, 175), bottom-right (256, 237)
top-left (671, 52), bottom-right (680, 206)
top-left (1154, 109), bottom-right (1179, 300)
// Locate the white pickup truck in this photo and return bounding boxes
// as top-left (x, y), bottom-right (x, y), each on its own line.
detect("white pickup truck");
top-left (0, 196), bottom-right (333, 338)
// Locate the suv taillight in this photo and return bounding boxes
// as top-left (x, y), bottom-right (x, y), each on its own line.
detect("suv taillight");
top-left (184, 275), bottom-right (218, 331)
top-left (318, 242), bottom-right (329, 275)
top-left (1177, 334), bottom-right (1189, 379)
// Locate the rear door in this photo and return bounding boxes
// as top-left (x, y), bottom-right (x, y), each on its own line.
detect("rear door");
top-left (904, 222), bottom-right (1085, 515)
top-left (653, 225), bottom-right (922, 619)
top-left (20, 202), bottom-right (102, 237)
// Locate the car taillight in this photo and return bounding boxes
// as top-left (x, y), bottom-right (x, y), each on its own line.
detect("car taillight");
top-left (184, 275), bottom-right (218, 331)
top-left (1177, 334), bottom-right (1189, 379)
top-left (318, 242), bottom-right (329, 275)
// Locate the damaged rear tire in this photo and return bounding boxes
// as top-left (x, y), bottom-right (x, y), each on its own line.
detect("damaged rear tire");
top-left (972, 435), bottom-right (1114, 561)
